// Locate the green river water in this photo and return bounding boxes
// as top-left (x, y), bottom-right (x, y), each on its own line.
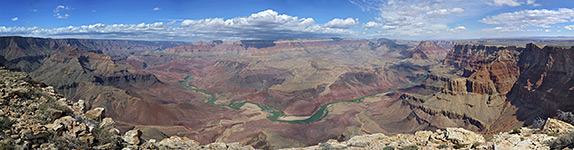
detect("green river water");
top-left (179, 71), bottom-right (428, 124)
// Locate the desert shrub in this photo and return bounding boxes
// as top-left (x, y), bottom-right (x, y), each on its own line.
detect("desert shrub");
top-left (383, 146), bottom-right (395, 150)
top-left (510, 128), bottom-right (521, 134)
top-left (557, 110), bottom-right (574, 124)
top-left (400, 145), bottom-right (418, 150)
top-left (471, 142), bottom-right (482, 149)
top-left (532, 117), bottom-right (546, 129)
top-left (437, 144), bottom-right (448, 149)
top-left (0, 140), bottom-right (13, 150)
top-left (549, 133), bottom-right (574, 149)
top-left (48, 135), bottom-right (89, 149)
top-left (93, 127), bottom-right (121, 149)
top-left (37, 98), bottom-right (72, 123)
top-left (0, 117), bottom-right (14, 130)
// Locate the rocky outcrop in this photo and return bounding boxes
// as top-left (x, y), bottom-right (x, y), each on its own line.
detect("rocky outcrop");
top-left (289, 117), bottom-right (574, 150)
top-left (0, 68), bottom-right (254, 149)
top-left (541, 118), bottom-right (574, 134)
top-left (444, 44), bottom-right (521, 95)
top-left (509, 44), bottom-right (574, 120)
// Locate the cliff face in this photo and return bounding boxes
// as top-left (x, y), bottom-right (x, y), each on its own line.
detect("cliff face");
top-left (510, 44), bottom-right (574, 120)
top-left (164, 38), bottom-right (370, 55)
top-left (444, 44), bottom-right (521, 95)
top-left (411, 41), bottom-right (449, 60)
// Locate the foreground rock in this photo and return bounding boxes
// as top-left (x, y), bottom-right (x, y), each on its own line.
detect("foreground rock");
top-left (285, 118), bottom-right (574, 150)
top-left (0, 68), bottom-right (253, 150)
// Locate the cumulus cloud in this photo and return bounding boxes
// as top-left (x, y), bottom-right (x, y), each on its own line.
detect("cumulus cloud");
top-left (526, 0), bottom-right (541, 6)
top-left (0, 9), bottom-right (358, 41)
top-left (11, 17), bottom-right (18, 21)
top-left (324, 18), bottom-right (359, 29)
top-left (565, 25), bottom-right (574, 30)
top-left (363, 21), bottom-right (382, 28)
top-left (153, 7), bottom-right (161, 11)
top-left (426, 8), bottom-right (464, 18)
top-left (482, 26), bottom-right (524, 32)
top-left (486, 0), bottom-right (540, 7)
top-left (53, 5), bottom-right (72, 19)
top-left (479, 8), bottom-right (574, 28)
top-left (350, 0), bottom-right (472, 38)
top-left (448, 26), bottom-right (467, 32)
top-left (487, 0), bottom-right (521, 7)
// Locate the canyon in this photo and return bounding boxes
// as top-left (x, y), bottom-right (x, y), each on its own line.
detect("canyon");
top-left (0, 36), bottom-right (573, 149)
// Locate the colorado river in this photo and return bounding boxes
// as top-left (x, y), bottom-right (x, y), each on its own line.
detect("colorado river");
top-left (179, 71), bottom-right (428, 124)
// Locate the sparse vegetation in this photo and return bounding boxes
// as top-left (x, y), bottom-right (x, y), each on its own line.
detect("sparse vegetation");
top-left (400, 145), bottom-right (418, 150)
top-left (383, 146), bottom-right (395, 150)
top-left (93, 126), bottom-right (121, 149)
top-left (532, 117), bottom-right (546, 129)
top-left (0, 116), bottom-right (14, 130)
top-left (37, 98), bottom-right (72, 123)
top-left (549, 133), bottom-right (574, 149)
top-left (557, 110), bottom-right (574, 125)
top-left (0, 140), bottom-right (14, 150)
top-left (510, 128), bottom-right (521, 134)
top-left (437, 144), bottom-right (448, 149)
top-left (471, 142), bottom-right (482, 149)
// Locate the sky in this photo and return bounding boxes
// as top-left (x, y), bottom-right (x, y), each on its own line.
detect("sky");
top-left (1, 0), bottom-right (574, 41)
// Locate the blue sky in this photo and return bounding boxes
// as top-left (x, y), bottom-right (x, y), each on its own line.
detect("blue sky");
top-left (1, 0), bottom-right (574, 41)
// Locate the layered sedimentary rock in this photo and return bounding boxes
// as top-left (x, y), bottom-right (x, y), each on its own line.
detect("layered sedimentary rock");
top-left (389, 43), bottom-right (524, 134)
top-left (4, 35), bottom-right (574, 149)
top-left (510, 44), bottom-right (574, 121)
top-left (411, 41), bottom-right (449, 60)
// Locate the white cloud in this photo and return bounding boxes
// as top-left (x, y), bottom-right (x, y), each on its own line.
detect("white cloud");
top-left (526, 0), bottom-right (541, 6)
top-left (0, 10), bottom-right (358, 41)
top-left (11, 17), bottom-right (18, 21)
top-left (482, 26), bottom-right (523, 32)
top-left (324, 18), bottom-right (359, 29)
top-left (426, 8), bottom-right (464, 18)
top-left (565, 25), bottom-right (574, 30)
top-left (363, 21), bottom-right (382, 28)
top-left (31, 9), bottom-right (38, 12)
top-left (53, 5), bottom-right (72, 19)
top-left (153, 7), bottom-right (161, 11)
top-left (349, 0), bottom-right (474, 38)
top-left (486, 0), bottom-right (541, 7)
top-left (479, 8), bottom-right (574, 28)
top-left (448, 26), bottom-right (467, 32)
top-left (544, 29), bottom-right (551, 32)
top-left (487, 0), bottom-right (521, 7)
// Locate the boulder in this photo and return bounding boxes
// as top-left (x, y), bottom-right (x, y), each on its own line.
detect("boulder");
top-left (45, 108), bottom-right (62, 119)
top-left (85, 107), bottom-right (105, 121)
top-left (99, 117), bottom-right (115, 129)
top-left (445, 128), bottom-right (485, 148)
top-left (123, 129), bottom-right (143, 145)
top-left (11, 88), bottom-right (30, 97)
top-left (542, 118), bottom-right (574, 134)
top-left (345, 133), bottom-right (386, 147)
top-left (72, 99), bottom-right (85, 113)
top-left (157, 136), bottom-right (200, 149)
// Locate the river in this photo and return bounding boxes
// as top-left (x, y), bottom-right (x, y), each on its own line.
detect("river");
top-left (178, 71), bottom-right (429, 124)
